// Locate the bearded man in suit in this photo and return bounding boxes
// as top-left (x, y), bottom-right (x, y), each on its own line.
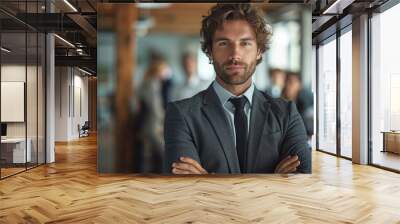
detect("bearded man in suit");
top-left (164, 3), bottom-right (311, 174)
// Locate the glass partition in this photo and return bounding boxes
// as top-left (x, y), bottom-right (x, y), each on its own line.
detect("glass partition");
top-left (1, 30), bottom-right (28, 177)
top-left (0, 1), bottom-right (46, 179)
top-left (317, 36), bottom-right (337, 155)
top-left (339, 28), bottom-right (352, 159)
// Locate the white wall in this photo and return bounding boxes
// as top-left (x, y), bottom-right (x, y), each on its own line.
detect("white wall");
top-left (55, 66), bottom-right (68, 141)
top-left (55, 67), bottom-right (89, 141)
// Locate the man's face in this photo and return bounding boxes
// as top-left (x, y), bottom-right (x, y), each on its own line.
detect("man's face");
top-left (211, 19), bottom-right (261, 86)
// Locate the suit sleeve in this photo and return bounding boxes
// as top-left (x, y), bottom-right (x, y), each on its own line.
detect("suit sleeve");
top-left (163, 102), bottom-right (201, 173)
top-left (280, 101), bottom-right (312, 173)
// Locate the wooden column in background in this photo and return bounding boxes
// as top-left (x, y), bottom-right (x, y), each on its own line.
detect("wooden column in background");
top-left (115, 4), bottom-right (137, 172)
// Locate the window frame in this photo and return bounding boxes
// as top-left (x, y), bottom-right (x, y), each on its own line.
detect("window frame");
top-left (315, 22), bottom-right (353, 161)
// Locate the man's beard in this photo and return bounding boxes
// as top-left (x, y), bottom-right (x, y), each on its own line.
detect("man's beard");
top-left (213, 59), bottom-right (257, 85)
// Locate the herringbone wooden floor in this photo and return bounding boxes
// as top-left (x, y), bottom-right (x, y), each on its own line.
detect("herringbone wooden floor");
top-left (1, 134), bottom-right (400, 223)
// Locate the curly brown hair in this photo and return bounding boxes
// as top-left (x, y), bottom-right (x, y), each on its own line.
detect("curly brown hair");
top-left (200, 3), bottom-right (272, 65)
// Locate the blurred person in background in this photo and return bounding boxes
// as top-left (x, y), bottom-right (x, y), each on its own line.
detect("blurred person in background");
top-left (282, 72), bottom-right (314, 140)
top-left (172, 52), bottom-right (209, 101)
top-left (138, 58), bottom-right (169, 172)
top-left (161, 65), bottom-right (174, 109)
top-left (148, 51), bottom-right (175, 109)
top-left (265, 68), bottom-right (286, 98)
top-left (282, 71), bottom-right (301, 101)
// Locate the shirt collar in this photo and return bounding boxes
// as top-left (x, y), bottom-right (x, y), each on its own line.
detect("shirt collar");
top-left (212, 79), bottom-right (254, 107)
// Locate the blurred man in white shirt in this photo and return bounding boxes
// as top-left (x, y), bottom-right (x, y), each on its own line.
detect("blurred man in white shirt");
top-left (172, 53), bottom-right (209, 101)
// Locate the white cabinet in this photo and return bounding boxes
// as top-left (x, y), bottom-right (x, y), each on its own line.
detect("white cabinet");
top-left (1, 138), bottom-right (32, 163)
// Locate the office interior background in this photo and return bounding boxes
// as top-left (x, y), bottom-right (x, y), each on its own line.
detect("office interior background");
top-left (98, 3), bottom-right (313, 173)
top-left (0, 0), bottom-right (97, 179)
top-left (1, 0), bottom-right (400, 223)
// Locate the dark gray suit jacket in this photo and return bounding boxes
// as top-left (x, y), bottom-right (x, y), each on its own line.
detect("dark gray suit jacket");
top-left (164, 85), bottom-right (311, 173)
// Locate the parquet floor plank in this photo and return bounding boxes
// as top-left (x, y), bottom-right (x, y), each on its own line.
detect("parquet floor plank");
top-left (1, 134), bottom-right (400, 223)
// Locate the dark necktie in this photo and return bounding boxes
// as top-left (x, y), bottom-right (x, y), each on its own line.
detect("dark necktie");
top-left (229, 97), bottom-right (248, 173)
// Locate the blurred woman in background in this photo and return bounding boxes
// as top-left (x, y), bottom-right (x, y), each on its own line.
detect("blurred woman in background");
top-left (138, 58), bottom-right (170, 172)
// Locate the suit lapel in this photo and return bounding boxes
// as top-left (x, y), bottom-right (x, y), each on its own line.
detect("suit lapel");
top-left (247, 90), bottom-right (274, 172)
top-left (201, 86), bottom-right (240, 173)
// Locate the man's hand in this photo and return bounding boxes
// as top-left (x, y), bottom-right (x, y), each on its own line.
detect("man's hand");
top-left (274, 155), bottom-right (300, 174)
top-left (172, 157), bottom-right (208, 175)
